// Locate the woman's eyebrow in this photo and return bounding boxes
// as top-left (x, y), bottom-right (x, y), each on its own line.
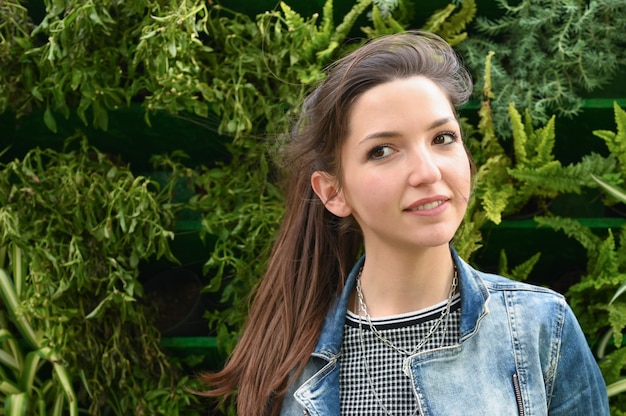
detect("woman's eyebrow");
top-left (358, 117), bottom-right (457, 145)
top-left (427, 116), bottom-right (456, 130)
top-left (359, 130), bottom-right (401, 144)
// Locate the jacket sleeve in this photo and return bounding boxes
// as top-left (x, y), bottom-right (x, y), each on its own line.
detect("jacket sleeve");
top-left (547, 302), bottom-right (610, 415)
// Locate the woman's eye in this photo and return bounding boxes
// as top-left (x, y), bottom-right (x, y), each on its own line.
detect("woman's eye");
top-left (433, 132), bottom-right (457, 145)
top-left (368, 145), bottom-right (394, 160)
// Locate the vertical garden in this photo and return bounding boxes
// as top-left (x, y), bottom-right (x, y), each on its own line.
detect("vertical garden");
top-left (1, 0), bottom-right (626, 414)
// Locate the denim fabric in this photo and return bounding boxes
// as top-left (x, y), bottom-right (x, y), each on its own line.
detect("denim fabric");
top-left (280, 249), bottom-right (609, 415)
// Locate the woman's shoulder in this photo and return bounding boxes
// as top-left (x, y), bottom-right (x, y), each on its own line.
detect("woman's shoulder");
top-left (479, 271), bottom-right (563, 297)
top-left (467, 267), bottom-right (577, 338)
top-left (463, 262), bottom-right (567, 308)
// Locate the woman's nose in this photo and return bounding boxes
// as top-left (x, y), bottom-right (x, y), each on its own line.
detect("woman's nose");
top-left (407, 148), bottom-right (442, 186)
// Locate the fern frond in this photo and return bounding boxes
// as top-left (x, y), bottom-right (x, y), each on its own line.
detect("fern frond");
top-left (505, 154), bottom-right (616, 196)
top-left (534, 216), bottom-right (601, 256)
top-left (334, 0), bottom-right (373, 42)
top-left (475, 153), bottom-right (511, 182)
top-left (508, 103), bottom-right (558, 171)
top-left (600, 346), bottom-right (626, 386)
top-left (272, 3), bottom-right (311, 65)
top-left (499, 250), bottom-right (541, 281)
top-left (590, 231), bottom-right (619, 279)
top-left (619, 225), bottom-right (626, 271)
top-left (497, 250), bottom-right (540, 281)
top-left (594, 130), bottom-right (618, 153)
top-left (454, 210), bottom-right (486, 260)
top-left (607, 298), bottom-right (626, 349)
top-left (498, 250), bottom-right (510, 277)
top-left (362, 4), bottom-right (405, 37)
top-left (528, 114), bottom-right (556, 167)
top-left (321, 0), bottom-right (334, 33)
top-left (509, 103), bottom-right (528, 166)
top-left (422, 0), bottom-right (476, 47)
top-left (476, 12), bottom-right (520, 35)
top-left (317, 0), bottom-right (373, 61)
top-left (481, 182), bottom-right (515, 224)
top-left (422, 4), bottom-right (455, 33)
top-left (279, 2), bottom-right (305, 33)
top-left (372, 0), bottom-right (400, 18)
top-left (475, 51), bottom-right (507, 159)
top-left (510, 252), bottom-right (541, 282)
top-left (507, 161), bottom-right (568, 196)
top-left (305, 0), bottom-right (334, 60)
top-left (593, 103), bottom-right (626, 178)
top-left (442, 0), bottom-right (476, 37)
top-left (573, 153), bottom-right (618, 184)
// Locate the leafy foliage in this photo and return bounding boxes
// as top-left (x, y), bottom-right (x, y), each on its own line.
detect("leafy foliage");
top-left (0, 261), bottom-right (76, 416)
top-left (0, 137), bottom-right (199, 415)
top-left (535, 104), bottom-right (626, 411)
top-left (497, 251), bottom-right (541, 282)
top-left (421, 0), bottom-right (476, 46)
top-left (535, 216), bottom-right (626, 405)
top-left (2, 0), bottom-right (625, 412)
top-left (457, 0), bottom-right (626, 136)
top-left (462, 53), bottom-right (613, 232)
top-left (594, 102), bottom-right (626, 180)
top-left (186, 142), bottom-right (285, 354)
top-left (0, 1), bottom-right (35, 117)
top-left (0, 0), bottom-right (373, 139)
top-left (0, 0), bottom-right (479, 141)
top-left (455, 53), bottom-right (618, 299)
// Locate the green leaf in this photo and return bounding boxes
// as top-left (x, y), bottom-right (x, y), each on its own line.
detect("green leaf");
top-left (92, 101), bottom-right (108, 130)
top-left (592, 174), bottom-right (626, 204)
top-left (0, 379), bottom-right (21, 395)
top-left (85, 295), bottom-right (110, 319)
top-left (509, 103), bottom-right (528, 166)
top-left (607, 377), bottom-right (626, 398)
top-left (5, 392), bottom-right (28, 416)
top-left (600, 344), bottom-right (626, 384)
top-left (0, 347), bottom-right (19, 371)
top-left (18, 351), bottom-right (42, 395)
top-left (510, 252), bottom-right (541, 282)
top-left (43, 106), bottom-right (58, 133)
top-left (168, 38), bottom-right (177, 57)
top-left (611, 282), bottom-right (626, 305)
top-left (0, 270), bottom-right (40, 347)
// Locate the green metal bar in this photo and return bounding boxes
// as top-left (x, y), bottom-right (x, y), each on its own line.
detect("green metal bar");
top-left (161, 336), bottom-right (218, 349)
top-left (582, 98), bottom-right (626, 109)
top-left (459, 98), bottom-right (626, 111)
top-left (483, 218), bottom-right (626, 229)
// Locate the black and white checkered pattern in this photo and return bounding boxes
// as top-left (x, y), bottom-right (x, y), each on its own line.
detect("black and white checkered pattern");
top-left (339, 295), bottom-right (461, 415)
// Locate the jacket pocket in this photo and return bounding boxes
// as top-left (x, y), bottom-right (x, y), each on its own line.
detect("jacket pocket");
top-left (512, 373), bottom-right (525, 416)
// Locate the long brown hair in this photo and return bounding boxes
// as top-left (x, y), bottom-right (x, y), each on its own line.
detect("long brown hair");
top-left (197, 30), bottom-right (473, 415)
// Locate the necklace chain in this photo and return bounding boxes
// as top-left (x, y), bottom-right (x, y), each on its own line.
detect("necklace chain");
top-left (354, 263), bottom-right (458, 416)
top-left (355, 264), bottom-right (458, 356)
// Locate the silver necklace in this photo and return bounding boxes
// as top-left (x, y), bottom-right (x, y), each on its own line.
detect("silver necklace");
top-left (355, 264), bottom-right (458, 356)
top-left (354, 264), bottom-right (458, 416)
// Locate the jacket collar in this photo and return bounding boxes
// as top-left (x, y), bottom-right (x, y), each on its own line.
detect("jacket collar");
top-left (312, 247), bottom-right (490, 358)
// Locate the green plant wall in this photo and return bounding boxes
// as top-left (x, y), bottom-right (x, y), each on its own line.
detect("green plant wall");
top-left (2, 0), bottom-right (626, 414)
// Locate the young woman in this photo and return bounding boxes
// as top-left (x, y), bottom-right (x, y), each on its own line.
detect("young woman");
top-left (199, 31), bottom-right (609, 416)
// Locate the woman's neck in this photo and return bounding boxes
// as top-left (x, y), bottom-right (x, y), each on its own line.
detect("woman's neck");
top-left (351, 245), bottom-right (455, 318)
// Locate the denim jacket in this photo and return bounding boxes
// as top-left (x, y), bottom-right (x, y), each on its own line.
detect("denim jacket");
top-left (280, 249), bottom-right (609, 415)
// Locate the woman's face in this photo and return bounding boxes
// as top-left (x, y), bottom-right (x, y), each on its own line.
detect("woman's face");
top-left (316, 76), bottom-right (471, 253)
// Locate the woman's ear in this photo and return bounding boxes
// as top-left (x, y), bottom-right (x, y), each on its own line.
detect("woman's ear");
top-left (311, 171), bottom-right (352, 217)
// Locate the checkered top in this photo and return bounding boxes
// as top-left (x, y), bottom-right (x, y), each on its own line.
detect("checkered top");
top-left (339, 294), bottom-right (461, 415)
